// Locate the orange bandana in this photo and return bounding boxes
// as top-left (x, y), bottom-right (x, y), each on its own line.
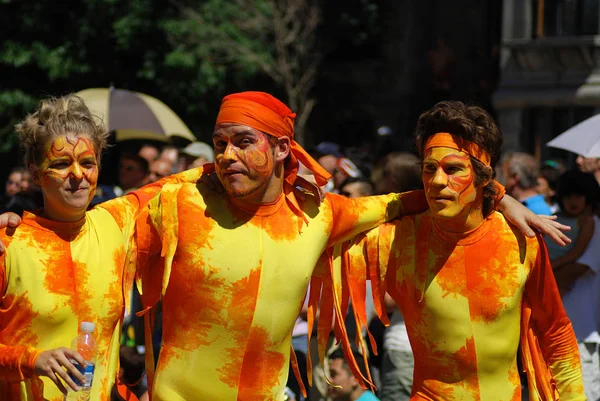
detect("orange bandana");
top-left (205, 92), bottom-right (331, 227)
top-left (213, 92), bottom-right (331, 187)
top-left (424, 132), bottom-right (491, 166)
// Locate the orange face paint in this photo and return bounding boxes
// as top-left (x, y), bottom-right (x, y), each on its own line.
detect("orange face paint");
top-left (213, 124), bottom-right (277, 203)
top-left (422, 147), bottom-right (482, 232)
top-left (35, 135), bottom-right (98, 222)
top-left (40, 136), bottom-right (98, 183)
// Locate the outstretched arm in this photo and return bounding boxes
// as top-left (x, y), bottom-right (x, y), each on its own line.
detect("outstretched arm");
top-left (498, 195), bottom-right (571, 246)
top-left (325, 191), bottom-right (426, 247)
top-left (524, 236), bottom-right (585, 401)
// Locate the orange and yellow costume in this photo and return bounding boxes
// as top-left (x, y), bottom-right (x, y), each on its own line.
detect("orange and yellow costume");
top-left (327, 134), bottom-right (585, 401)
top-left (135, 176), bottom-right (425, 400)
top-left (0, 169), bottom-right (201, 401)
top-left (132, 92), bottom-right (429, 400)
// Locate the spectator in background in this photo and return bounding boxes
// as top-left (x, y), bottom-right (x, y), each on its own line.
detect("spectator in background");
top-left (148, 159), bottom-right (173, 183)
top-left (577, 155), bottom-right (600, 186)
top-left (333, 157), bottom-right (363, 189)
top-left (499, 152), bottom-right (552, 215)
top-left (328, 349), bottom-right (380, 401)
top-left (0, 167), bottom-right (26, 212)
top-left (537, 159), bottom-right (566, 214)
top-left (159, 145), bottom-right (179, 167)
top-left (546, 170), bottom-right (597, 292)
top-left (178, 141), bottom-right (214, 171)
top-left (139, 143), bottom-right (160, 163)
top-left (315, 142), bottom-right (342, 193)
top-left (1, 167), bottom-right (43, 215)
top-left (119, 153), bottom-right (149, 193)
top-left (345, 147), bottom-right (374, 179)
top-left (315, 142), bottom-right (342, 174)
top-left (20, 170), bottom-right (32, 192)
top-left (4, 167), bottom-right (24, 198)
top-left (340, 177), bottom-right (375, 198)
top-left (372, 153), bottom-right (423, 196)
top-left (545, 169), bottom-right (600, 400)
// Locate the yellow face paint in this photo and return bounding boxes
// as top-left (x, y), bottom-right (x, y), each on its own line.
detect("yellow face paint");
top-left (35, 135), bottom-right (99, 221)
top-left (422, 147), bottom-right (482, 231)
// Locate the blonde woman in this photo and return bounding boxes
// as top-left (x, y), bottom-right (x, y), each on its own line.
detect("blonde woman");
top-left (0, 94), bottom-right (199, 401)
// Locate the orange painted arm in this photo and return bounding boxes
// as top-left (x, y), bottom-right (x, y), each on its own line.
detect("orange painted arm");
top-left (0, 345), bottom-right (41, 382)
top-left (99, 167), bottom-right (204, 231)
top-left (326, 190), bottom-right (426, 248)
top-left (524, 235), bottom-right (585, 401)
top-left (0, 254), bottom-right (42, 382)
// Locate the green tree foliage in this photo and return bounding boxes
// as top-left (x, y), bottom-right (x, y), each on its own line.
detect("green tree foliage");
top-left (0, 0), bottom-right (381, 156)
top-left (0, 0), bottom-right (250, 154)
top-left (168, 0), bottom-right (320, 145)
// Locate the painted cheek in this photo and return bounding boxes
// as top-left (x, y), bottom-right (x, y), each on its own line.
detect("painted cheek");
top-left (43, 168), bottom-right (70, 182)
top-left (83, 166), bottom-right (99, 187)
top-left (242, 147), bottom-right (273, 176)
top-left (450, 174), bottom-right (476, 205)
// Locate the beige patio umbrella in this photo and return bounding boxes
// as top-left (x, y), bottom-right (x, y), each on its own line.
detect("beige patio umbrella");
top-left (76, 87), bottom-right (196, 143)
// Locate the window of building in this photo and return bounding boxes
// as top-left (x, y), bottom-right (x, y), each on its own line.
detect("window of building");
top-left (522, 106), bottom-right (594, 165)
top-left (532, 0), bottom-right (599, 37)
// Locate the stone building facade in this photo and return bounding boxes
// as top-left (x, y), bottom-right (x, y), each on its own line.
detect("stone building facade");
top-left (494, 0), bottom-right (600, 163)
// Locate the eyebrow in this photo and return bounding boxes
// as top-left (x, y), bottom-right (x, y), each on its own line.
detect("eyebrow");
top-left (47, 156), bottom-right (71, 162)
top-left (212, 130), bottom-right (258, 140)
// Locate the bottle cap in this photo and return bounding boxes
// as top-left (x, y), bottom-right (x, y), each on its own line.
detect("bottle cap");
top-left (80, 322), bottom-right (95, 333)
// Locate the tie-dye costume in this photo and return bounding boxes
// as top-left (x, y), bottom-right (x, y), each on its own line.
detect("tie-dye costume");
top-left (134, 173), bottom-right (427, 401)
top-left (333, 211), bottom-right (585, 401)
top-left (0, 170), bottom-right (201, 401)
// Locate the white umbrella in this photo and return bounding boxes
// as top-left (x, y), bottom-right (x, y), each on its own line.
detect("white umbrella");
top-left (546, 113), bottom-right (600, 157)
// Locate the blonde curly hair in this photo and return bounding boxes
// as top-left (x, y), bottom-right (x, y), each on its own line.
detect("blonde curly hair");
top-left (15, 94), bottom-right (109, 167)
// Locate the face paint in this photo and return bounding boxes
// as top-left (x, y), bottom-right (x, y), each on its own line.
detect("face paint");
top-left (422, 147), bottom-right (483, 231)
top-left (243, 137), bottom-right (273, 176)
top-left (34, 135), bottom-right (99, 222)
top-left (213, 123), bottom-right (280, 203)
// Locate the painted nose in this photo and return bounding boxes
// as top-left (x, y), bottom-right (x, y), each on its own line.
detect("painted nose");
top-left (223, 143), bottom-right (237, 161)
top-left (431, 167), bottom-right (448, 187)
top-left (70, 163), bottom-right (84, 180)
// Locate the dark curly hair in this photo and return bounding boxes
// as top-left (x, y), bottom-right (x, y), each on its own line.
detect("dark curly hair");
top-left (415, 101), bottom-right (503, 216)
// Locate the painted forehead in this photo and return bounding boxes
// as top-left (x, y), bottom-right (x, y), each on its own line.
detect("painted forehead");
top-left (45, 135), bottom-right (96, 158)
top-left (423, 146), bottom-right (471, 162)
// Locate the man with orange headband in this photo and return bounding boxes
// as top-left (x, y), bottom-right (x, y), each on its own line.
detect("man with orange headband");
top-left (131, 93), bottom-right (572, 401)
top-left (331, 101), bottom-right (584, 401)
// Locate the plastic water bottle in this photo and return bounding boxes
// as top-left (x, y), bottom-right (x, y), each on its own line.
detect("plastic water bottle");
top-left (65, 322), bottom-right (97, 401)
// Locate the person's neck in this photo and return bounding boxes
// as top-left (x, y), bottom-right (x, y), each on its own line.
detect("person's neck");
top-left (41, 206), bottom-right (85, 223)
top-left (512, 187), bottom-right (539, 203)
top-left (349, 388), bottom-right (366, 401)
top-left (433, 208), bottom-right (485, 234)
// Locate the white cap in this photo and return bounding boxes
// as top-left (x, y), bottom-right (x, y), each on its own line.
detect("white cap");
top-left (80, 322), bottom-right (95, 333)
top-left (181, 142), bottom-right (214, 162)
